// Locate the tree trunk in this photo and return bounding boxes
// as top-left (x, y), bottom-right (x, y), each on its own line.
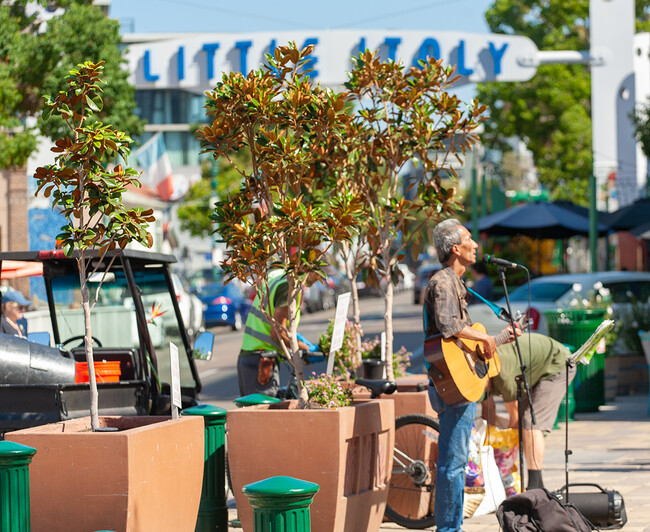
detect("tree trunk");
top-left (383, 279), bottom-right (395, 380)
top-left (287, 279), bottom-right (307, 406)
top-left (78, 259), bottom-right (99, 431)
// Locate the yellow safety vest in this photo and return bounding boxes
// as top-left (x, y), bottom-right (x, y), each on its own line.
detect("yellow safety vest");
top-left (240, 271), bottom-right (301, 352)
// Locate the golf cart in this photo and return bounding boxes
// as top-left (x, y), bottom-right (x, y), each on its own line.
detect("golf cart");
top-left (0, 249), bottom-right (213, 437)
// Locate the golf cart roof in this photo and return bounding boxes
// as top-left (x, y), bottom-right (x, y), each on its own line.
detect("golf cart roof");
top-left (0, 249), bottom-right (178, 268)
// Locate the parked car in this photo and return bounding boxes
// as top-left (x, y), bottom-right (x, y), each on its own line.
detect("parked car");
top-left (130, 273), bottom-right (204, 340)
top-left (195, 281), bottom-right (252, 330)
top-left (468, 271), bottom-right (650, 336)
top-left (303, 267), bottom-right (349, 312)
top-left (413, 263), bottom-right (442, 304)
top-left (397, 264), bottom-right (416, 292)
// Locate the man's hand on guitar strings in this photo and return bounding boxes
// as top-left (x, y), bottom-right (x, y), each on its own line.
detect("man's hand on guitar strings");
top-left (510, 324), bottom-right (523, 341)
top-left (482, 335), bottom-right (498, 359)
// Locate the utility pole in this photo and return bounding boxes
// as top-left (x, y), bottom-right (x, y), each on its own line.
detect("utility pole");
top-left (589, 174), bottom-right (598, 272)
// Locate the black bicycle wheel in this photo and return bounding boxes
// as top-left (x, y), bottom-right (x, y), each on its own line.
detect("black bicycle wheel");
top-left (385, 413), bottom-right (439, 529)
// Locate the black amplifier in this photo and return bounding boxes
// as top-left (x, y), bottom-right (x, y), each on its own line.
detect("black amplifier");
top-left (554, 483), bottom-right (627, 529)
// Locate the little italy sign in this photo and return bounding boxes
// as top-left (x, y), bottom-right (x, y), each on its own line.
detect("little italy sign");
top-left (125, 29), bottom-right (539, 90)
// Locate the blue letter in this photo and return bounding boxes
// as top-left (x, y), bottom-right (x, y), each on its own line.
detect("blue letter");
top-left (202, 43), bottom-right (220, 80)
top-left (456, 40), bottom-right (474, 76)
top-left (413, 38), bottom-right (440, 68)
top-left (488, 42), bottom-right (508, 76)
top-left (143, 50), bottom-right (159, 82)
top-left (301, 37), bottom-right (319, 78)
top-left (383, 37), bottom-right (401, 61)
top-left (268, 39), bottom-right (278, 75)
top-left (177, 46), bottom-right (185, 81)
top-left (235, 40), bottom-right (253, 74)
top-left (358, 37), bottom-right (366, 55)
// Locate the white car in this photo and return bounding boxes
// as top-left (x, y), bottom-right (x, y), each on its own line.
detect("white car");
top-left (468, 271), bottom-right (650, 335)
top-left (125, 273), bottom-right (204, 342)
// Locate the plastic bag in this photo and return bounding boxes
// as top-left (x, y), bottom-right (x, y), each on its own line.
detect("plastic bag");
top-left (465, 419), bottom-right (487, 487)
top-left (485, 426), bottom-right (520, 496)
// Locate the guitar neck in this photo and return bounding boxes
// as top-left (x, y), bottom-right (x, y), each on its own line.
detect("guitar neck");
top-left (493, 316), bottom-right (527, 347)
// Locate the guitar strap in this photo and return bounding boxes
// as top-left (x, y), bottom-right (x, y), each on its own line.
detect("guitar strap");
top-left (422, 303), bottom-right (443, 380)
top-left (467, 286), bottom-right (506, 319)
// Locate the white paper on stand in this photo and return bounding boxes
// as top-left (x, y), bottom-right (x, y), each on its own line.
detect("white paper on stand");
top-left (326, 292), bottom-right (351, 375)
top-left (170, 341), bottom-right (182, 418)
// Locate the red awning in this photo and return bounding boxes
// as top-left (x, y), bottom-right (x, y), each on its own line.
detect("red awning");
top-left (1, 260), bottom-right (44, 280)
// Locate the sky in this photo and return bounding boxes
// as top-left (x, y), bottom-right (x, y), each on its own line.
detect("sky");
top-left (108, 0), bottom-right (494, 35)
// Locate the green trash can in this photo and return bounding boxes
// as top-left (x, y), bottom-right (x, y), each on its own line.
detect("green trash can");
top-left (545, 309), bottom-right (608, 413)
top-left (0, 441), bottom-right (37, 532)
top-left (243, 476), bottom-right (319, 532)
top-left (182, 404), bottom-right (229, 531)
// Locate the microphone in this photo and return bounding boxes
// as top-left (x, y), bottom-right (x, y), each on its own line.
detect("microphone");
top-left (482, 254), bottom-right (525, 270)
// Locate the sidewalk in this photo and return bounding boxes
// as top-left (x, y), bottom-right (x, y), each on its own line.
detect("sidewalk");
top-left (227, 393), bottom-right (650, 531)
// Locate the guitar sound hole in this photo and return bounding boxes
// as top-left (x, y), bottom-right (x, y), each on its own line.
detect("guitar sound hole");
top-left (475, 360), bottom-right (488, 379)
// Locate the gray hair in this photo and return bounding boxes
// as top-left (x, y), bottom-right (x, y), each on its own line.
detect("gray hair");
top-left (433, 219), bottom-right (463, 264)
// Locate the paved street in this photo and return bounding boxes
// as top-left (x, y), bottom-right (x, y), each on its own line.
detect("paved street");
top-left (198, 289), bottom-right (650, 531)
top-left (195, 289), bottom-right (426, 410)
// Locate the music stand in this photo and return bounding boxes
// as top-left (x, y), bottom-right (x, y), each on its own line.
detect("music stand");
top-left (560, 320), bottom-right (615, 498)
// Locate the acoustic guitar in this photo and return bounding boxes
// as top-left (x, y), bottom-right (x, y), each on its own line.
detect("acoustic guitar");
top-left (424, 315), bottom-right (528, 406)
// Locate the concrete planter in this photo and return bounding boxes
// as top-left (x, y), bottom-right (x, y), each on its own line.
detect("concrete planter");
top-left (352, 374), bottom-right (437, 419)
top-left (227, 399), bottom-right (395, 532)
top-left (7, 415), bottom-right (204, 532)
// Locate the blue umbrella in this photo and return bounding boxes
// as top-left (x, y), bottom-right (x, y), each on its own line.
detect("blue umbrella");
top-left (603, 197), bottom-right (650, 231)
top-left (471, 200), bottom-right (610, 239)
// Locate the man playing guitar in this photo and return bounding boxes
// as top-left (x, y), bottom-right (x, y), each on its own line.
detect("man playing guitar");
top-left (424, 218), bottom-right (520, 532)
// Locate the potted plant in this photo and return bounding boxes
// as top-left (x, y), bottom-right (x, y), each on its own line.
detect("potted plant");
top-left (226, 387), bottom-right (395, 532)
top-left (8, 62), bottom-right (204, 532)
top-left (199, 44), bottom-right (394, 531)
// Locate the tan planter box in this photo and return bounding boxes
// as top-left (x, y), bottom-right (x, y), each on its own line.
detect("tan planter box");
top-left (227, 399), bottom-right (395, 532)
top-left (352, 374), bottom-right (437, 419)
top-left (8, 415), bottom-right (204, 532)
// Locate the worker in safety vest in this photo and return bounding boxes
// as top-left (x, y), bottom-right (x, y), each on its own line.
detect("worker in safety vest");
top-left (237, 269), bottom-right (320, 396)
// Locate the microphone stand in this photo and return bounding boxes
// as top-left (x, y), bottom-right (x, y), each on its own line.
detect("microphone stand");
top-left (496, 265), bottom-right (536, 492)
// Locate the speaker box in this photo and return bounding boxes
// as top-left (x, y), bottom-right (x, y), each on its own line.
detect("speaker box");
top-left (554, 483), bottom-right (627, 529)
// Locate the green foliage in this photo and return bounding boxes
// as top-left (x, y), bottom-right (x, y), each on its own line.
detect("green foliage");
top-left (198, 44), bottom-right (364, 401)
top-left (34, 61), bottom-right (155, 256)
top-left (0, 1), bottom-right (143, 169)
top-left (478, 0), bottom-right (650, 201)
top-left (302, 372), bottom-right (353, 409)
top-left (613, 301), bottom-right (650, 354)
top-left (634, 99), bottom-right (650, 163)
top-left (318, 319), bottom-right (413, 379)
top-left (33, 61), bottom-right (153, 430)
top-left (199, 43), bottom-right (363, 298)
top-left (318, 320), bottom-right (362, 378)
top-left (342, 50), bottom-right (485, 377)
top-left (176, 149), bottom-right (251, 237)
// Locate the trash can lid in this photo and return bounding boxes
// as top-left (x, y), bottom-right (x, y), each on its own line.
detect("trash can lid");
top-left (182, 404), bottom-right (227, 418)
top-left (243, 476), bottom-right (320, 496)
top-left (234, 393), bottom-right (282, 407)
top-left (0, 441), bottom-right (37, 457)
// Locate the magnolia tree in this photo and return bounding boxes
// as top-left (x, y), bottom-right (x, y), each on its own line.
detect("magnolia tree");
top-left (198, 44), bottom-right (362, 404)
top-left (342, 51), bottom-right (486, 379)
top-left (34, 62), bottom-right (155, 430)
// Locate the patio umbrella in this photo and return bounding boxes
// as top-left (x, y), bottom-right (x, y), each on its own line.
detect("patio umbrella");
top-left (552, 200), bottom-right (610, 225)
top-left (629, 220), bottom-right (650, 239)
top-left (603, 197), bottom-right (650, 231)
top-left (472, 200), bottom-right (610, 239)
